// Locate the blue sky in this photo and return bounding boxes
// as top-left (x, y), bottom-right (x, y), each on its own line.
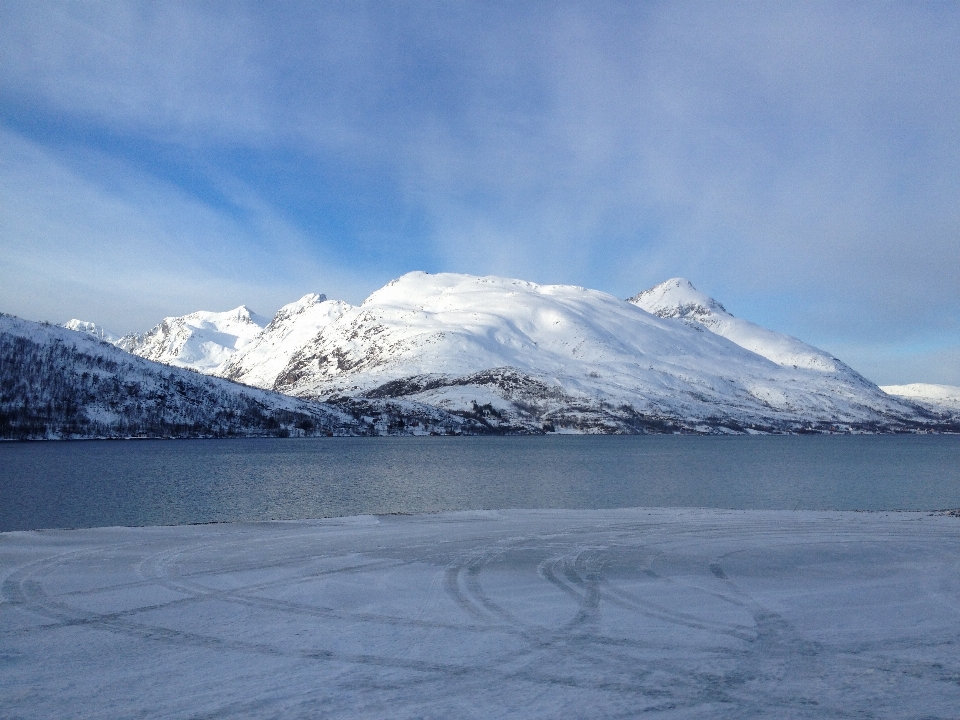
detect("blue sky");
top-left (1, 1), bottom-right (958, 384)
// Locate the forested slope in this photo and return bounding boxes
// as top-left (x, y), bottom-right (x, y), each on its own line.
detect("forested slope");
top-left (0, 314), bottom-right (347, 439)
top-left (2, 314), bottom-right (518, 439)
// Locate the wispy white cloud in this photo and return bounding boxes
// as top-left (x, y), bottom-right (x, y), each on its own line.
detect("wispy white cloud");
top-left (0, 129), bottom-right (371, 331)
top-left (1, 1), bottom-right (958, 382)
top-left (0, 2), bottom-right (275, 142)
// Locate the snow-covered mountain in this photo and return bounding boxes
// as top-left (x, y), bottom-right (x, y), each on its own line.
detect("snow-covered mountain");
top-left (51, 273), bottom-right (955, 434)
top-left (60, 319), bottom-right (120, 344)
top-left (1, 313), bottom-right (486, 439)
top-left (117, 306), bottom-right (269, 373)
top-left (629, 278), bottom-right (857, 375)
top-left (1, 313), bottom-right (342, 439)
top-left (213, 271), bottom-right (935, 433)
top-left (881, 383), bottom-right (960, 420)
top-left (218, 294), bottom-right (351, 389)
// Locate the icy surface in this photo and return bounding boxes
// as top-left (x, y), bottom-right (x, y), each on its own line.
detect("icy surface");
top-left (3, 508), bottom-right (960, 718)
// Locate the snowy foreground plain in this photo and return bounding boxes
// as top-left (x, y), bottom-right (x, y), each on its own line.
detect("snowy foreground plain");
top-left (3, 509), bottom-right (960, 719)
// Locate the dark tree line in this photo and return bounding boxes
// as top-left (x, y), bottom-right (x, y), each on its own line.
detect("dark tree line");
top-left (0, 332), bottom-right (338, 439)
top-left (0, 326), bottom-right (526, 440)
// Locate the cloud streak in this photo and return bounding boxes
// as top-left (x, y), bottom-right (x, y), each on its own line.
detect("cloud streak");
top-left (0, 130), bottom-right (375, 331)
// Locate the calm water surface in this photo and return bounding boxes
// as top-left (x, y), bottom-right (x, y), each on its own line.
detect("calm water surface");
top-left (1, 435), bottom-right (958, 531)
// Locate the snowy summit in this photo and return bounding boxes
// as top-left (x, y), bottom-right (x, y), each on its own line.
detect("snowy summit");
top-left (60, 319), bottom-right (120, 345)
top-left (116, 306), bottom-right (270, 373)
top-left (630, 278), bottom-right (853, 374)
top-left (217, 272), bottom-right (933, 432)
top-left (219, 293), bottom-right (351, 389)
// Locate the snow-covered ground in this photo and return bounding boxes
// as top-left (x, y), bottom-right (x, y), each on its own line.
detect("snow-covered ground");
top-left (882, 383), bottom-right (960, 417)
top-left (3, 508), bottom-right (959, 718)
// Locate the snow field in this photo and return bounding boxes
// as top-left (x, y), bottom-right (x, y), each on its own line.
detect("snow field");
top-left (3, 508), bottom-right (960, 718)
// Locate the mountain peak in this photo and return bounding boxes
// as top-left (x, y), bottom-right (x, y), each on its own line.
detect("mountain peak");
top-left (268, 293), bottom-right (331, 325)
top-left (629, 278), bottom-right (861, 376)
top-left (289, 293), bottom-right (328, 309)
top-left (219, 293), bottom-right (349, 389)
top-left (117, 305), bottom-right (270, 373)
top-left (629, 278), bottom-right (728, 320)
top-left (186, 305), bottom-right (269, 327)
top-left (60, 319), bottom-right (120, 344)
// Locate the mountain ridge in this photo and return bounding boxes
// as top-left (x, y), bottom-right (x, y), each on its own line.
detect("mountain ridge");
top-left (115, 305), bottom-right (270, 373)
top-left (50, 272), bottom-right (958, 434)
top-left (630, 278), bottom-right (861, 376)
top-left (2, 313), bottom-right (499, 439)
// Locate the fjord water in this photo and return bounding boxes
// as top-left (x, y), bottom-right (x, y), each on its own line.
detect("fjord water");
top-left (1, 436), bottom-right (958, 531)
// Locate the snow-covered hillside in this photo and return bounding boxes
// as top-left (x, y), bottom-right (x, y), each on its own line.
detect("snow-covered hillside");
top-left (630, 278), bottom-right (857, 375)
top-left (0, 314), bottom-right (348, 439)
top-left (219, 294), bottom-right (351, 389)
top-left (2, 314), bottom-right (509, 439)
top-left (116, 306), bottom-right (269, 373)
top-left (61, 319), bottom-right (120, 344)
top-left (882, 384), bottom-right (960, 420)
top-left (241, 272), bottom-right (934, 433)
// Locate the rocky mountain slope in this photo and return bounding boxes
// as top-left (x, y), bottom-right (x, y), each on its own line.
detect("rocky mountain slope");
top-left (1, 314), bottom-right (488, 439)
top-left (114, 306), bottom-right (270, 373)
top-left (218, 294), bottom-right (351, 389)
